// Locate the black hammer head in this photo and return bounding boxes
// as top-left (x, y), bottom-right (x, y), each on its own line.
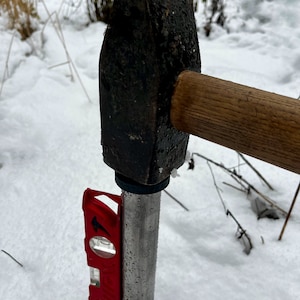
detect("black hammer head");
top-left (100, 0), bottom-right (201, 191)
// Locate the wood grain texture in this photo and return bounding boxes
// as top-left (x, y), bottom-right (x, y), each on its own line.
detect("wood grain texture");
top-left (171, 70), bottom-right (300, 174)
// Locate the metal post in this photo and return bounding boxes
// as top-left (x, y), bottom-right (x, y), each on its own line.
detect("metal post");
top-left (122, 191), bottom-right (161, 300)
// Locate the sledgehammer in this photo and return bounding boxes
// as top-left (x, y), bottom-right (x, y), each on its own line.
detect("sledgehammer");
top-left (99, 0), bottom-right (299, 299)
top-left (100, 0), bottom-right (200, 299)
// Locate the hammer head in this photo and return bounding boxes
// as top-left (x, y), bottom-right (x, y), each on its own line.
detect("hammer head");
top-left (100, 0), bottom-right (201, 189)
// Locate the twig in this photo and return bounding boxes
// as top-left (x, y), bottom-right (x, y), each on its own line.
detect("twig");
top-left (237, 151), bottom-right (241, 175)
top-left (228, 162), bottom-right (246, 170)
top-left (207, 162), bottom-right (226, 213)
top-left (192, 152), bottom-right (287, 216)
top-left (0, 31), bottom-right (17, 99)
top-left (54, 12), bottom-right (92, 102)
top-left (58, 0), bottom-right (68, 16)
top-left (226, 210), bottom-right (241, 229)
top-left (48, 61), bottom-right (71, 69)
top-left (1, 249), bottom-right (23, 267)
top-left (163, 190), bottom-right (189, 211)
top-left (222, 181), bottom-right (247, 193)
top-left (53, 12), bottom-right (74, 80)
top-left (41, 7), bottom-right (74, 80)
top-left (205, 160), bottom-right (252, 254)
top-left (40, 0), bottom-right (92, 102)
top-left (237, 152), bottom-right (274, 190)
top-left (278, 181), bottom-right (300, 241)
top-left (226, 210), bottom-right (253, 254)
top-left (229, 174), bottom-right (250, 193)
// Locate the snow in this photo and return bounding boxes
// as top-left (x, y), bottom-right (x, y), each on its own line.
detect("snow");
top-left (0, 1), bottom-right (299, 299)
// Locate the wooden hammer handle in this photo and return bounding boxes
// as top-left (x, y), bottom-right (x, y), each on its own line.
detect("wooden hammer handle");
top-left (171, 70), bottom-right (300, 174)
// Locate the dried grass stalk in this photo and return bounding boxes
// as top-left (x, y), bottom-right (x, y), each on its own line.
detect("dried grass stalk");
top-left (0, 0), bottom-right (39, 40)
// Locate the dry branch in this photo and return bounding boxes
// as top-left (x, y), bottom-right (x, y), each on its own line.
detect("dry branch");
top-left (1, 249), bottom-right (23, 267)
top-left (0, 31), bottom-right (17, 98)
top-left (206, 159), bottom-right (253, 254)
top-left (191, 152), bottom-right (287, 216)
top-left (278, 182), bottom-right (300, 241)
top-left (207, 161), bottom-right (226, 213)
top-left (163, 190), bottom-right (189, 211)
top-left (237, 152), bottom-right (274, 190)
top-left (222, 181), bottom-right (247, 193)
top-left (226, 210), bottom-right (253, 255)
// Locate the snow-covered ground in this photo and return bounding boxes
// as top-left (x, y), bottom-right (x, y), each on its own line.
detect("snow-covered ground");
top-left (0, 1), bottom-right (299, 299)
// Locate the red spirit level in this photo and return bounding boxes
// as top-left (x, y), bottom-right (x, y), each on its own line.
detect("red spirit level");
top-left (82, 188), bottom-right (122, 300)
